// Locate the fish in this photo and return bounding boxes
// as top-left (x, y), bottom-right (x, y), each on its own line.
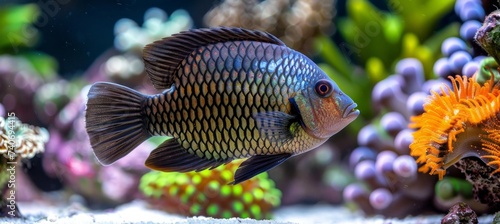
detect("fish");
top-left (85, 27), bottom-right (359, 184)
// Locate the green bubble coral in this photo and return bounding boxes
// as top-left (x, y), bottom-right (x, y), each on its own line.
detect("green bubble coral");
top-left (139, 160), bottom-right (281, 219)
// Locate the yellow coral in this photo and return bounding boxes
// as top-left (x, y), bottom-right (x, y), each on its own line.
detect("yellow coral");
top-left (409, 75), bottom-right (500, 179)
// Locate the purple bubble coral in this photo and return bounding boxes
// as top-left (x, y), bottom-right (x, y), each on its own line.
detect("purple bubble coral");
top-left (345, 58), bottom-right (443, 217)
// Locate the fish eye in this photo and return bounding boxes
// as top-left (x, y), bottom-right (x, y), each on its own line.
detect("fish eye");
top-left (314, 79), bottom-right (334, 98)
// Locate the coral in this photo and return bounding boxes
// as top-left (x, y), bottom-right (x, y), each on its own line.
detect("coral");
top-left (343, 0), bottom-right (500, 217)
top-left (4, 0), bottom-right (500, 219)
top-left (434, 177), bottom-right (488, 213)
top-left (315, 0), bottom-right (459, 125)
top-left (203, 0), bottom-right (335, 54)
top-left (0, 4), bottom-right (57, 77)
top-left (0, 116), bottom-right (48, 161)
top-left (0, 110), bottom-right (48, 218)
top-left (441, 202), bottom-right (478, 224)
top-left (495, 211), bottom-right (500, 223)
top-left (204, 2), bottom-right (358, 206)
top-left (140, 160), bottom-right (281, 219)
top-left (406, 3), bottom-right (500, 211)
top-left (343, 58), bottom-right (444, 218)
top-left (409, 75), bottom-right (500, 179)
top-left (114, 8), bottom-right (192, 53)
top-left (475, 56), bottom-right (500, 84)
top-left (0, 4), bottom-right (39, 51)
top-left (337, 0), bottom-right (456, 75)
top-left (0, 56), bottom-right (48, 124)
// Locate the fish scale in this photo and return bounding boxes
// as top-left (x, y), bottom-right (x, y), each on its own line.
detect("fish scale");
top-left (145, 41), bottom-right (309, 160)
top-left (85, 27), bottom-right (359, 184)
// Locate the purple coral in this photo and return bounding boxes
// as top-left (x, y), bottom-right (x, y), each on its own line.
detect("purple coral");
top-left (441, 37), bottom-right (467, 57)
top-left (449, 51), bottom-right (472, 73)
top-left (345, 57), bottom-right (464, 217)
top-left (457, 0), bottom-right (485, 22)
top-left (461, 21), bottom-right (483, 41)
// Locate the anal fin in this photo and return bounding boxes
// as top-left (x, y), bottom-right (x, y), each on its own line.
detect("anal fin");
top-left (145, 138), bottom-right (229, 172)
top-left (231, 153), bottom-right (292, 184)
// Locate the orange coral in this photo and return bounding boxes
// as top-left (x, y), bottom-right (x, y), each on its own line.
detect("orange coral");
top-left (409, 75), bottom-right (500, 179)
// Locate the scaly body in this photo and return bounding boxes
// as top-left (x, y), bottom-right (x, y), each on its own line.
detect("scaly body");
top-left (145, 40), bottom-right (325, 159)
top-left (86, 27), bottom-right (359, 184)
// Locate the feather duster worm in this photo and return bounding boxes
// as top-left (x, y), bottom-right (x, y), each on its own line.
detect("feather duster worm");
top-left (409, 75), bottom-right (500, 179)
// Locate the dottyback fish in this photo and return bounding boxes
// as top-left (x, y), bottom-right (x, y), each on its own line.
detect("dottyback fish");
top-left (85, 27), bottom-right (359, 184)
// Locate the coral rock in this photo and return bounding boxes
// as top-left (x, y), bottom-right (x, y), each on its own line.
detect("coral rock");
top-left (455, 158), bottom-right (500, 211)
top-left (441, 202), bottom-right (478, 224)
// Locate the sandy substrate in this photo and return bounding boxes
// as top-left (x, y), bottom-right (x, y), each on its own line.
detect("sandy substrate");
top-left (0, 200), bottom-right (496, 224)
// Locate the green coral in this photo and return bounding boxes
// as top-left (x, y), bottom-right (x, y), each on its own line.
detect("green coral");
top-left (0, 4), bottom-right (57, 79)
top-left (0, 4), bottom-right (39, 51)
top-left (140, 160), bottom-right (281, 219)
top-left (315, 0), bottom-right (457, 124)
top-left (435, 177), bottom-right (474, 201)
top-left (474, 56), bottom-right (500, 84)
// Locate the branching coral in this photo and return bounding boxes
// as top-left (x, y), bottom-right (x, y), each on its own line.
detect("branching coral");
top-left (140, 160), bottom-right (281, 219)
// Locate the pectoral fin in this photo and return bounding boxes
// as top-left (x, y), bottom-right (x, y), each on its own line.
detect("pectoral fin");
top-left (231, 153), bottom-right (292, 184)
top-left (253, 111), bottom-right (297, 143)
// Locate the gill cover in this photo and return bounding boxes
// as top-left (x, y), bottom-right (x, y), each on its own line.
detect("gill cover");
top-left (290, 78), bottom-right (357, 139)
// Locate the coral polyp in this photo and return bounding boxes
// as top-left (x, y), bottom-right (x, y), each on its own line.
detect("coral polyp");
top-left (0, 115), bottom-right (48, 160)
top-left (139, 160), bottom-right (281, 219)
top-left (409, 75), bottom-right (500, 179)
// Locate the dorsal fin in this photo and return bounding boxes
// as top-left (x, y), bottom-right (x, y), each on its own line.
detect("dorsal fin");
top-left (142, 27), bottom-right (286, 90)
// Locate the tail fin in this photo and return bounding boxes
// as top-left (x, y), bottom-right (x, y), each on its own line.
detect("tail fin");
top-left (85, 82), bottom-right (151, 165)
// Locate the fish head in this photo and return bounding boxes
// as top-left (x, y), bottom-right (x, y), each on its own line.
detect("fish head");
top-left (291, 77), bottom-right (359, 139)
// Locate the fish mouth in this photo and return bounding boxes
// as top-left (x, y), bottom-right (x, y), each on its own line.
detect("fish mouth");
top-left (342, 103), bottom-right (360, 119)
